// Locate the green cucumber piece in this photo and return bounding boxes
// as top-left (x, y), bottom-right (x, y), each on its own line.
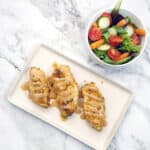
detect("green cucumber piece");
top-left (103, 56), bottom-right (132, 65)
top-left (108, 27), bottom-right (117, 35)
top-left (98, 17), bottom-right (110, 29)
top-left (103, 56), bottom-right (116, 64)
top-left (97, 44), bottom-right (110, 51)
top-left (125, 25), bottom-right (134, 36)
top-left (115, 56), bottom-right (132, 64)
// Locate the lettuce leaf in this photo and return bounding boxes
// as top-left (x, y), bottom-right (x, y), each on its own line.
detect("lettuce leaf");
top-left (119, 34), bottom-right (141, 52)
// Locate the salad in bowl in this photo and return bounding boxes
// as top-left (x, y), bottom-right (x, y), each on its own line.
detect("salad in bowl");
top-left (87, 9), bottom-right (146, 67)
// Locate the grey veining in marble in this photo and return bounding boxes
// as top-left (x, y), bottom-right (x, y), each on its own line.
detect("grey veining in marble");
top-left (0, 0), bottom-right (150, 149)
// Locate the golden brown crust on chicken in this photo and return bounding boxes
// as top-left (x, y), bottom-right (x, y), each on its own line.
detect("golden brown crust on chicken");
top-left (81, 82), bottom-right (106, 130)
top-left (48, 63), bottom-right (79, 119)
top-left (21, 67), bottom-right (50, 108)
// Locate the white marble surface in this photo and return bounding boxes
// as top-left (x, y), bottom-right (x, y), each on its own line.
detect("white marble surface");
top-left (0, 0), bottom-right (150, 149)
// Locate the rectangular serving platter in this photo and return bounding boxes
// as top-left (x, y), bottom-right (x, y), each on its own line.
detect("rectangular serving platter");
top-left (7, 45), bottom-right (133, 150)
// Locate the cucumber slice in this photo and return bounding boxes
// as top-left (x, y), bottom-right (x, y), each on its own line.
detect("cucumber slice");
top-left (98, 17), bottom-right (110, 29)
top-left (116, 56), bottom-right (132, 64)
top-left (97, 44), bottom-right (110, 51)
top-left (103, 55), bottom-right (132, 65)
top-left (103, 55), bottom-right (115, 64)
top-left (108, 27), bottom-right (117, 35)
top-left (125, 25), bottom-right (134, 36)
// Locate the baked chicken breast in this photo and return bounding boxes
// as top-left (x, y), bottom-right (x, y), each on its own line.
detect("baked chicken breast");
top-left (81, 82), bottom-right (106, 130)
top-left (22, 67), bottom-right (50, 108)
top-left (48, 63), bottom-right (79, 119)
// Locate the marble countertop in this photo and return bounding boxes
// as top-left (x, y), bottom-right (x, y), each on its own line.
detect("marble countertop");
top-left (0, 0), bottom-right (150, 149)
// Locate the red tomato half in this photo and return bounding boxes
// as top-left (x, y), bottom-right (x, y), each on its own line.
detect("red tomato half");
top-left (88, 27), bottom-right (102, 42)
top-left (107, 48), bottom-right (121, 61)
top-left (109, 35), bottom-right (123, 46)
top-left (131, 33), bottom-right (140, 45)
top-left (101, 12), bottom-right (112, 25)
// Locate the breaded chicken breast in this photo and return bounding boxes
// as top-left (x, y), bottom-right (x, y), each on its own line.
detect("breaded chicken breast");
top-left (48, 63), bottom-right (79, 119)
top-left (22, 67), bottom-right (50, 108)
top-left (81, 82), bottom-right (106, 130)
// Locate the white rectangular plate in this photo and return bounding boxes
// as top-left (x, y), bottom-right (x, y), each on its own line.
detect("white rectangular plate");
top-left (7, 45), bottom-right (133, 150)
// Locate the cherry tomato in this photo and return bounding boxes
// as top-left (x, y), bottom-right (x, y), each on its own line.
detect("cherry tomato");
top-left (88, 27), bottom-right (102, 42)
top-left (109, 35), bottom-right (123, 46)
top-left (107, 48), bottom-right (121, 61)
top-left (131, 33), bottom-right (140, 45)
top-left (101, 12), bottom-right (112, 25)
